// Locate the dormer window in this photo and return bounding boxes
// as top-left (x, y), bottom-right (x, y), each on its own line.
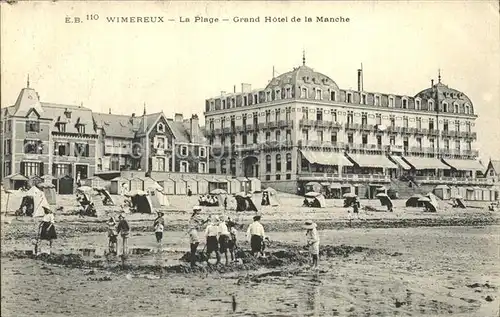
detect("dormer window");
top-left (388, 97), bottom-right (395, 108)
top-left (465, 104), bottom-right (470, 114)
top-left (59, 123), bottom-right (66, 133)
top-left (253, 94), bottom-right (258, 104)
top-left (301, 88), bottom-right (308, 98)
top-left (442, 102), bottom-right (448, 112)
top-left (77, 125), bottom-right (85, 134)
top-left (315, 89), bottom-right (322, 100)
top-left (330, 91), bottom-right (336, 101)
top-left (374, 95), bottom-right (381, 106)
top-left (64, 109), bottom-right (72, 119)
top-left (361, 93), bottom-right (367, 105)
top-left (285, 88), bottom-right (292, 99)
top-left (402, 98), bottom-right (408, 109)
top-left (428, 100), bottom-right (434, 111)
top-left (157, 123), bottom-right (165, 133)
top-left (266, 91), bottom-right (271, 102)
top-left (415, 99), bottom-right (421, 110)
top-left (210, 101), bottom-right (215, 111)
top-left (454, 103), bottom-right (459, 113)
top-left (275, 89), bottom-right (281, 100)
top-left (222, 99), bottom-right (226, 109)
top-left (346, 92), bottom-right (353, 103)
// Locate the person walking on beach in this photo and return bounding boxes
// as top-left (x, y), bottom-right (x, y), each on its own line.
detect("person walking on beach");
top-left (116, 213), bottom-right (130, 256)
top-left (227, 218), bottom-right (239, 263)
top-left (223, 197), bottom-right (228, 211)
top-left (188, 206), bottom-right (208, 268)
top-left (153, 211), bottom-right (165, 244)
top-left (304, 221), bottom-right (320, 270)
top-left (205, 216), bottom-right (221, 265)
top-left (106, 216), bottom-right (118, 255)
top-left (38, 207), bottom-right (57, 254)
top-left (218, 216), bottom-right (231, 265)
top-left (247, 215), bottom-right (265, 257)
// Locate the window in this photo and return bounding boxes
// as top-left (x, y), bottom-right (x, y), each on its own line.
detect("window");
top-left (377, 135), bottom-right (382, 146)
top-left (403, 116), bottom-right (408, 128)
top-left (285, 88), bottom-right (292, 98)
top-left (444, 139), bottom-right (450, 150)
top-left (77, 125), bottom-right (86, 134)
top-left (242, 134), bottom-right (247, 145)
top-left (375, 95), bottom-right (381, 106)
top-left (286, 130), bottom-right (292, 142)
top-left (265, 111), bottom-right (270, 124)
top-left (275, 110), bottom-right (280, 122)
top-left (221, 118), bottom-right (226, 130)
top-left (317, 131), bottom-right (323, 142)
top-left (276, 154), bottom-right (281, 172)
top-left (275, 90), bottom-right (281, 100)
top-left (466, 141), bottom-right (472, 151)
top-left (466, 122), bottom-right (471, 132)
top-left (286, 153), bottom-right (292, 171)
top-left (402, 98), bottom-right (408, 109)
top-left (454, 103), bottom-right (459, 113)
top-left (429, 119), bottom-right (434, 131)
top-left (415, 99), bottom-right (421, 110)
top-left (22, 162), bottom-right (41, 177)
top-left (347, 112), bottom-right (353, 124)
top-left (266, 91), bottom-right (271, 102)
top-left (302, 129), bottom-right (309, 141)
top-left (390, 116), bottom-right (395, 128)
top-left (65, 110), bottom-right (72, 119)
top-left (429, 138), bottom-right (435, 149)
top-left (230, 158), bottom-right (236, 175)
top-left (243, 96), bottom-right (248, 106)
top-left (416, 117), bottom-right (422, 130)
top-left (25, 121), bottom-right (39, 132)
top-left (265, 132), bottom-right (271, 142)
top-left (222, 100), bottom-right (226, 109)
top-left (315, 89), bottom-right (322, 100)
top-left (389, 97), bottom-right (395, 108)
top-left (4, 161), bottom-right (11, 176)
top-left (346, 93), bottom-right (353, 103)
top-left (4, 139), bottom-right (11, 155)
top-left (54, 142), bottom-right (70, 156)
top-left (301, 88), bottom-right (307, 98)
top-left (331, 132), bottom-right (337, 143)
top-left (252, 112), bottom-right (258, 126)
top-left (465, 104), bottom-right (470, 114)
top-left (75, 143), bottom-right (89, 157)
top-left (403, 137), bottom-right (408, 151)
top-left (253, 133), bottom-right (258, 144)
top-left (180, 146), bottom-right (188, 156)
top-left (199, 162), bottom-right (206, 173)
top-left (242, 114), bottom-right (247, 127)
top-left (390, 136), bottom-right (395, 145)
top-left (361, 112), bottom-right (367, 126)
top-left (455, 121), bottom-right (460, 132)
top-left (275, 130), bottom-right (281, 142)
top-left (157, 157), bottom-right (165, 171)
top-left (332, 110), bottom-right (337, 122)
top-left (347, 133), bottom-right (353, 144)
top-left (157, 123), bottom-right (165, 133)
top-left (266, 155), bottom-right (271, 173)
top-left (302, 107), bottom-right (309, 120)
top-left (330, 91), bottom-right (336, 101)
top-left (24, 140), bottom-right (43, 154)
top-left (209, 119), bottom-right (214, 131)
top-left (443, 120), bottom-right (449, 131)
top-left (156, 137), bottom-right (165, 149)
top-left (455, 140), bottom-right (460, 151)
top-left (315, 108), bottom-right (322, 121)
top-left (285, 107), bottom-right (291, 121)
top-left (361, 94), bottom-right (367, 105)
top-left (180, 161), bottom-right (189, 173)
top-left (286, 174), bottom-right (291, 180)
top-left (376, 114), bottom-right (382, 125)
top-left (416, 137), bottom-right (422, 149)
top-left (276, 174), bottom-right (281, 180)
top-left (59, 123), bottom-right (66, 132)
top-left (443, 102), bottom-right (448, 112)
top-left (110, 157), bottom-right (120, 171)
top-left (220, 159), bottom-right (226, 174)
top-left (429, 100), bottom-right (434, 111)
top-left (362, 134), bottom-right (368, 145)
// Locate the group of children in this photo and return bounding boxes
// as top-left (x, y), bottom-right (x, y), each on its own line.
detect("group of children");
top-left (106, 213), bottom-right (131, 255)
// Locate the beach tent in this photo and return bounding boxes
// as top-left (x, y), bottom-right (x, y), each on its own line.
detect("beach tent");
top-left (304, 192), bottom-right (326, 208)
top-left (234, 193), bottom-right (258, 212)
top-left (473, 187), bottom-right (483, 201)
top-left (433, 184), bottom-right (451, 200)
top-left (450, 186), bottom-right (460, 199)
top-left (305, 182), bottom-right (322, 194)
top-left (405, 194), bottom-right (425, 207)
top-left (94, 187), bottom-right (115, 206)
top-left (110, 177), bottom-right (130, 195)
top-left (37, 182), bottom-right (57, 206)
top-left (329, 183), bottom-right (342, 199)
top-left (465, 187), bottom-right (474, 200)
top-left (129, 177), bottom-right (145, 191)
top-left (210, 188), bottom-right (227, 195)
top-left (425, 192), bottom-right (442, 209)
top-left (20, 186), bottom-right (50, 217)
top-left (227, 178), bottom-right (241, 194)
top-left (248, 178), bottom-right (261, 193)
top-left (4, 173), bottom-right (29, 190)
top-left (184, 177), bottom-right (198, 195)
top-left (342, 192), bottom-right (358, 207)
top-left (262, 187), bottom-right (279, 206)
top-left (172, 178), bottom-right (187, 195)
top-left (147, 187), bottom-right (170, 208)
top-left (127, 191), bottom-right (154, 213)
top-left (419, 196), bottom-right (437, 213)
top-left (376, 193), bottom-right (393, 211)
top-left (452, 195), bottom-right (466, 208)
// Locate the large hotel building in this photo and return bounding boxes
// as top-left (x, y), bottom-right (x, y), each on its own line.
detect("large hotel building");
top-left (204, 56), bottom-right (490, 195)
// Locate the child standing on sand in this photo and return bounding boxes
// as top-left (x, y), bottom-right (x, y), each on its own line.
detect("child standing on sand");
top-left (106, 216), bottom-right (118, 254)
top-left (304, 221), bottom-right (320, 270)
top-left (116, 213), bottom-right (130, 256)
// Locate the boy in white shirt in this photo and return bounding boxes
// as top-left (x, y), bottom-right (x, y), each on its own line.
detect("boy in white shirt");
top-left (205, 216), bottom-right (221, 265)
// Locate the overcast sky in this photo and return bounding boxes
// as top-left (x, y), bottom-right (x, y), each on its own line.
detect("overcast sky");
top-left (1, 1), bottom-right (499, 162)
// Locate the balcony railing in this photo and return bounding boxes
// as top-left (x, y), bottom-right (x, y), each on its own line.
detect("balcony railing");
top-left (279, 120), bottom-right (293, 128)
top-left (298, 173), bottom-right (390, 182)
top-left (299, 119), bottom-right (314, 127)
top-left (246, 124), bottom-right (254, 131)
top-left (428, 129), bottom-right (440, 136)
top-left (214, 128), bottom-right (222, 135)
top-left (268, 121), bottom-right (278, 129)
top-left (344, 123), bottom-right (359, 131)
top-left (414, 176), bottom-right (493, 185)
top-left (223, 127), bottom-right (231, 134)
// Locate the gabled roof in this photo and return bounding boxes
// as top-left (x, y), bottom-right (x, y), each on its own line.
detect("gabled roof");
top-left (92, 113), bottom-right (139, 138)
top-left (12, 88), bottom-right (44, 117)
top-left (488, 160), bottom-right (500, 174)
top-left (41, 103), bottom-right (96, 135)
top-left (166, 118), bottom-right (207, 144)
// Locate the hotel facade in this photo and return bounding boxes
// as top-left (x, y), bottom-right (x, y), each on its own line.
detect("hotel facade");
top-left (204, 57), bottom-right (490, 195)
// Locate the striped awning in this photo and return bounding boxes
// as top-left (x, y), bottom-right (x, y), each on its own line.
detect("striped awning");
top-left (403, 157), bottom-right (450, 170)
top-left (300, 150), bottom-right (353, 166)
top-left (391, 156), bottom-right (412, 170)
top-left (443, 159), bottom-right (485, 171)
top-left (346, 154), bottom-right (397, 169)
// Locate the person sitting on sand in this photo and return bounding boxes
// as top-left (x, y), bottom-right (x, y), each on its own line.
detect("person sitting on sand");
top-left (38, 207), bottom-right (57, 254)
top-left (106, 216), bottom-right (118, 255)
top-left (247, 215), bottom-right (265, 257)
top-left (218, 216), bottom-right (231, 265)
top-left (205, 216), bottom-right (221, 265)
top-left (116, 213), bottom-right (130, 256)
top-left (304, 221), bottom-right (320, 270)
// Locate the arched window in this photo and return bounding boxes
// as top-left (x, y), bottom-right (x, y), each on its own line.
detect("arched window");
top-left (443, 102), bottom-right (448, 113)
top-left (330, 90), bottom-right (336, 101)
top-left (286, 153), bottom-right (292, 171)
top-left (454, 103), bottom-right (459, 113)
top-left (428, 100), bottom-right (434, 111)
top-left (402, 98), bottom-right (408, 109)
top-left (465, 104), bottom-right (470, 114)
top-left (415, 98), bottom-right (421, 110)
top-left (230, 158), bottom-right (236, 175)
top-left (266, 155), bottom-right (271, 173)
top-left (221, 159), bottom-right (226, 174)
top-left (276, 154), bottom-right (282, 172)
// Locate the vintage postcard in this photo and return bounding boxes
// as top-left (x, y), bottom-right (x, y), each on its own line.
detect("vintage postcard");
top-left (1, 1), bottom-right (499, 316)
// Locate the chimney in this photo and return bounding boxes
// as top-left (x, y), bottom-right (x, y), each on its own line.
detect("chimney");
top-left (233, 85), bottom-right (236, 93)
top-left (357, 68), bottom-right (363, 92)
top-left (131, 113), bottom-right (136, 118)
top-left (109, 108), bottom-right (111, 114)
top-left (241, 83), bottom-right (252, 93)
top-left (431, 79), bottom-right (434, 88)
top-left (190, 114), bottom-right (199, 143)
top-left (174, 113), bottom-right (183, 122)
